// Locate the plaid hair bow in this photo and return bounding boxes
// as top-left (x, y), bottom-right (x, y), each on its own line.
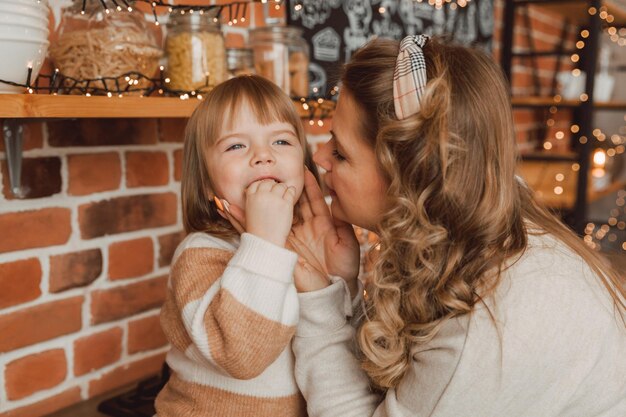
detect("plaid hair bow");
top-left (393, 34), bottom-right (429, 120)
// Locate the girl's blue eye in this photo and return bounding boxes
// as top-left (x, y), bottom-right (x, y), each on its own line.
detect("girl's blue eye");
top-left (332, 149), bottom-right (346, 161)
top-left (274, 139), bottom-right (291, 146)
top-left (226, 144), bottom-right (245, 151)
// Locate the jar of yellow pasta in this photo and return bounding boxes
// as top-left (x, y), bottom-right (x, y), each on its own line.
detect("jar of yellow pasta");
top-left (165, 9), bottom-right (227, 92)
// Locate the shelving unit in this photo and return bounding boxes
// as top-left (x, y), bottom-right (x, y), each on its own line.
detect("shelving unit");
top-left (501, 0), bottom-right (625, 234)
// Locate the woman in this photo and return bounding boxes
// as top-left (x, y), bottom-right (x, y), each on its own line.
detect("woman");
top-left (289, 36), bottom-right (626, 416)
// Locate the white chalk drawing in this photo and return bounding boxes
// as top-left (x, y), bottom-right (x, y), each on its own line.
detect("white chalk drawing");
top-left (343, 0), bottom-right (373, 61)
top-left (454, 1), bottom-right (478, 45)
top-left (478, 0), bottom-right (494, 37)
top-left (446, 6), bottom-right (458, 34)
top-left (288, 0), bottom-right (494, 95)
top-left (313, 27), bottom-right (341, 62)
top-left (308, 62), bottom-right (327, 96)
top-left (398, 0), bottom-right (436, 35)
top-left (290, 0), bottom-right (342, 29)
top-left (372, 0), bottom-right (403, 39)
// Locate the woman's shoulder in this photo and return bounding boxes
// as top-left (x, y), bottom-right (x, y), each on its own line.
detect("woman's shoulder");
top-left (504, 232), bottom-right (594, 286)
top-left (493, 232), bottom-right (621, 328)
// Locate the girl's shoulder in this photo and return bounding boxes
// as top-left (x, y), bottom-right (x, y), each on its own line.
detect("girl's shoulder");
top-left (171, 232), bottom-right (239, 265)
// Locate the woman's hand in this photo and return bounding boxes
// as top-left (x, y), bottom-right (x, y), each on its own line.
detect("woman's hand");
top-left (215, 192), bottom-right (330, 293)
top-left (292, 170), bottom-right (361, 297)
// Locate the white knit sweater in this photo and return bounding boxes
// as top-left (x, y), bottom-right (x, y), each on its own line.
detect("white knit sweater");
top-left (155, 232), bottom-right (306, 417)
top-left (294, 233), bottom-right (626, 417)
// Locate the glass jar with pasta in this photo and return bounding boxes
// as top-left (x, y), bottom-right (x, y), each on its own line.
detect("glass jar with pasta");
top-left (49, 0), bottom-right (162, 95)
top-left (165, 9), bottom-right (227, 93)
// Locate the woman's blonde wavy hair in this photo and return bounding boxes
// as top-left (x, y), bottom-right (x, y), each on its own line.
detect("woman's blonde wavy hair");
top-left (181, 75), bottom-right (318, 239)
top-left (345, 38), bottom-right (626, 389)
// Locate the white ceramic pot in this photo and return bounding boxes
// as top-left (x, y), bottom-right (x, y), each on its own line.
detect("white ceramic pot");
top-left (0, 23), bottom-right (49, 40)
top-left (0, 6), bottom-right (49, 25)
top-left (0, 1), bottom-right (48, 17)
top-left (0, 38), bottom-right (49, 93)
top-left (0, 0), bottom-right (48, 8)
top-left (0, 2), bottom-right (49, 93)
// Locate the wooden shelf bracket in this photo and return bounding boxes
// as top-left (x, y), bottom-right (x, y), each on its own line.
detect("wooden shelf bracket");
top-left (2, 119), bottom-right (27, 198)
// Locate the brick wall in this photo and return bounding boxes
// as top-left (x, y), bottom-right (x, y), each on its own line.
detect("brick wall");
top-left (0, 1), bottom-right (567, 415)
top-left (493, 1), bottom-right (579, 153)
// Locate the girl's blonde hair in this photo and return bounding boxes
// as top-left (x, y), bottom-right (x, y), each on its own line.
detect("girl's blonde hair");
top-left (344, 38), bottom-right (626, 389)
top-left (181, 75), bottom-right (318, 239)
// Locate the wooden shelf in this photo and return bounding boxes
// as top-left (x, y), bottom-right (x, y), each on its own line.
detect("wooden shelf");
top-left (518, 159), bottom-right (626, 209)
top-left (0, 95), bottom-right (199, 118)
top-left (520, 150), bottom-right (579, 162)
top-left (512, 96), bottom-right (626, 109)
top-left (532, 0), bottom-right (626, 26)
top-left (0, 94), bottom-right (321, 119)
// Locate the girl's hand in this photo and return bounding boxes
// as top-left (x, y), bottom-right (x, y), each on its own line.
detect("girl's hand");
top-left (292, 170), bottom-right (361, 297)
top-left (245, 179), bottom-right (296, 247)
top-left (215, 196), bottom-right (330, 292)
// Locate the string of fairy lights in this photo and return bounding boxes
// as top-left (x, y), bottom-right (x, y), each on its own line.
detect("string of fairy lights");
top-left (589, 4), bottom-right (626, 46)
top-left (511, 2), bottom-right (625, 250)
top-left (1, 0), bottom-right (624, 249)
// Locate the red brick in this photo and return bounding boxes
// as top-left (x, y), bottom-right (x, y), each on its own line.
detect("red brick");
top-left (173, 149), bottom-right (183, 182)
top-left (513, 109), bottom-right (539, 126)
top-left (224, 32), bottom-right (245, 49)
top-left (91, 276), bottom-right (167, 324)
top-left (5, 349), bottom-right (67, 400)
top-left (88, 353), bottom-right (166, 398)
top-left (108, 237), bottom-right (154, 280)
top-left (128, 315), bottom-right (168, 353)
top-left (0, 122), bottom-right (44, 152)
top-left (1, 157), bottom-right (62, 200)
top-left (48, 119), bottom-right (158, 147)
top-left (126, 151), bottom-right (169, 187)
top-left (0, 208), bottom-right (71, 254)
top-left (158, 119), bottom-right (187, 143)
top-left (0, 297), bottom-right (83, 353)
top-left (0, 259), bottom-right (41, 308)
top-left (74, 327), bottom-right (123, 376)
top-left (49, 249), bottom-right (103, 293)
top-left (78, 193), bottom-right (178, 239)
top-left (0, 387), bottom-right (81, 417)
top-left (158, 230), bottom-right (186, 267)
top-left (68, 153), bottom-right (121, 196)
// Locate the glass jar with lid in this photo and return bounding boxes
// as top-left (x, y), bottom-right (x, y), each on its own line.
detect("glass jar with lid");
top-left (165, 9), bottom-right (227, 92)
top-left (249, 26), bottom-right (309, 98)
top-left (49, 0), bottom-right (162, 94)
top-left (226, 48), bottom-right (255, 78)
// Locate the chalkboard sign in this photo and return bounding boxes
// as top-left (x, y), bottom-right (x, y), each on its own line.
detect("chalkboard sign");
top-left (287, 0), bottom-right (494, 96)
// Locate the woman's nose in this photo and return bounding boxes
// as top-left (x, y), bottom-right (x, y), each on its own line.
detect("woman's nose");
top-left (313, 140), bottom-right (332, 171)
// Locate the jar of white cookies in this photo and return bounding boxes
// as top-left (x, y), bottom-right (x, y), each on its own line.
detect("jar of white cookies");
top-left (249, 26), bottom-right (309, 98)
top-left (165, 9), bottom-right (227, 92)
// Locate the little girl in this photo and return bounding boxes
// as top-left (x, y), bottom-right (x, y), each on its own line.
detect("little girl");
top-left (154, 75), bottom-right (319, 417)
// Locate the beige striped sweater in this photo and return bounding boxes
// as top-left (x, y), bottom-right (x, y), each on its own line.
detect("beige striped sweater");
top-left (155, 232), bottom-right (307, 417)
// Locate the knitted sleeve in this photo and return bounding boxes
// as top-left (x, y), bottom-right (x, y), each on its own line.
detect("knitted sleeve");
top-left (293, 279), bottom-right (469, 417)
top-left (161, 233), bottom-right (299, 379)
